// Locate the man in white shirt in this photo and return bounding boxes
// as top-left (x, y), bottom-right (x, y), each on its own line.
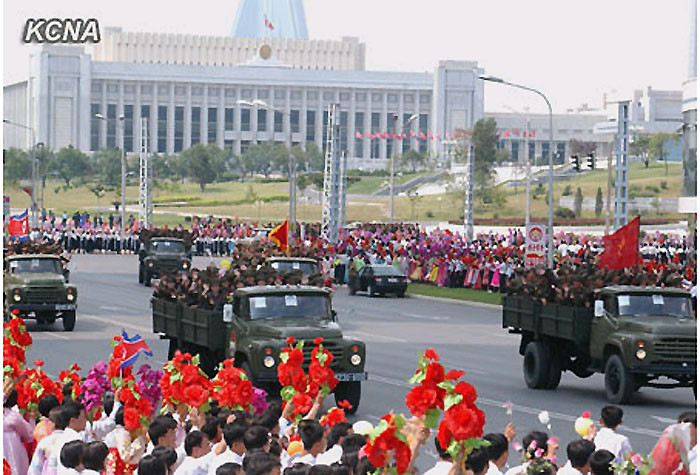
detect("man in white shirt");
top-left (557, 439), bottom-right (595, 474)
top-left (49, 401), bottom-right (87, 473)
top-left (483, 433), bottom-right (509, 475)
top-left (424, 438), bottom-right (453, 475)
top-left (175, 430), bottom-right (215, 475)
top-left (294, 421), bottom-right (326, 466)
top-left (593, 406), bottom-right (632, 463)
top-left (147, 415), bottom-right (188, 468)
top-left (209, 422), bottom-right (247, 475)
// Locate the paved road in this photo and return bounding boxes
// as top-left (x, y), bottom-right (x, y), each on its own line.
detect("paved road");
top-left (27, 255), bottom-right (694, 471)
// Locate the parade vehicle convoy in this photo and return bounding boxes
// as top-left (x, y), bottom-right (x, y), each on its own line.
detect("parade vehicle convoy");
top-left (4, 254), bottom-right (77, 331)
top-left (265, 257), bottom-right (320, 277)
top-left (138, 237), bottom-right (191, 286)
top-left (153, 285), bottom-right (367, 413)
top-left (503, 286), bottom-right (696, 404)
top-left (349, 264), bottom-right (409, 297)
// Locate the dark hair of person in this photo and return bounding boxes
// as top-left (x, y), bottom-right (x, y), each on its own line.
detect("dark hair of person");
top-left (355, 456), bottom-right (376, 475)
top-left (255, 408), bottom-right (281, 431)
top-left (465, 447), bottom-right (489, 474)
top-left (62, 382), bottom-right (74, 398)
top-left (483, 433), bottom-right (508, 462)
top-left (217, 462), bottom-right (243, 475)
top-left (284, 463), bottom-right (312, 475)
top-left (243, 450), bottom-right (280, 475)
top-left (202, 415), bottom-right (221, 441)
top-left (224, 421), bottom-right (249, 448)
top-left (137, 454), bottom-right (167, 475)
top-left (341, 434), bottom-right (367, 454)
top-left (61, 400), bottom-right (83, 423)
top-left (185, 430), bottom-right (208, 456)
top-left (269, 438), bottom-right (283, 457)
top-left (340, 451), bottom-right (359, 474)
top-left (82, 441), bottom-right (109, 471)
top-left (327, 423), bottom-right (353, 449)
top-left (152, 445), bottom-right (178, 468)
top-left (522, 431), bottom-right (548, 457)
top-left (38, 394), bottom-right (61, 418)
top-left (566, 439), bottom-right (596, 469)
top-left (589, 449), bottom-right (615, 475)
top-left (148, 420), bottom-right (168, 446)
top-left (231, 409), bottom-right (253, 426)
top-left (103, 393), bottom-right (115, 417)
top-left (50, 406), bottom-right (67, 430)
top-left (600, 405), bottom-right (623, 428)
top-left (299, 421), bottom-right (325, 450)
top-left (60, 440), bottom-right (85, 469)
top-left (244, 425), bottom-right (270, 451)
top-left (434, 437), bottom-right (450, 460)
top-left (678, 411), bottom-right (697, 426)
top-left (330, 462), bottom-right (350, 475)
top-left (4, 390), bottom-right (18, 408)
top-left (114, 405), bottom-right (125, 427)
top-left (308, 465), bottom-right (333, 475)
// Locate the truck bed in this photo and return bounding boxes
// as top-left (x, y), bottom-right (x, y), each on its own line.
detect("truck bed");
top-left (502, 295), bottom-right (594, 346)
top-left (152, 298), bottom-right (227, 350)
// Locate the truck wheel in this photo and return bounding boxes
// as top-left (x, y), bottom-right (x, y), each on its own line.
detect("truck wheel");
top-left (544, 356), bottom-right (562, 390)
top-left (138, 265), bottom-right (144, 284)
top-left (368, 284), bottom-right (376, 297)
top-left (604, 354), bottom-right (634, 404)
top-left (144, 271), bottom-right (152, 287)
top-left (335, 382), bottom-right (361, 415)
top-left (523, 341), bottom-right (550, 389)
top-left (62, 311), bottom-right (76, 332)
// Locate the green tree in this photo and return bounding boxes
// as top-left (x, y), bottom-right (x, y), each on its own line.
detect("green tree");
top-left (400, 149), bottom-right (426, 172)
top-left (93, 148), bottom-right (122, 186)
top-left (304, 142), bottom-right (324, 172)
top-left (35, 146), bottom-right (54, 191)
top-left (172, 153), bottom-right (189, 183)
top-left (241, 142), bottom-right (274, 177)
top-left (574, 187), bottom-right (583, 217)
top-left (629, 133), bottom-right (651, 167)
top-left (151, 153), bottom-right (175, 180)
top-left (182, 143), bottom-right (225, 191)
top-left (595, 187), bottom-right (603, 218)
top-left (271, 142), bottom-right (291, 175)
top-left (453, 119), bottom-right (499, 192)
top-left (3, 148), bottom-right (31, 182)
top-left (53, 146), bottom-right (89, 186)
top-left (406, 186), bottom-right (423, 220)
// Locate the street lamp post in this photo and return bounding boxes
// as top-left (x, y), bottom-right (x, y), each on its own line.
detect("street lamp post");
top-left (480, 76), bottom-right (554, 268)
top-left (3, 119), bottom-right (38, 229)
top-left (390, 113), bottom-right (418, 223)
top-left (95, 113), bottom-right (126, 249)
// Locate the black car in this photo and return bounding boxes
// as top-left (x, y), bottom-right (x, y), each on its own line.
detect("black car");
top-left (349, 264), bottom-right (408, 297)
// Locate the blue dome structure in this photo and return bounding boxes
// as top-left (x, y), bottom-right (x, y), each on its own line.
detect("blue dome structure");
top-left (231, 0), bottom-right (309, 39)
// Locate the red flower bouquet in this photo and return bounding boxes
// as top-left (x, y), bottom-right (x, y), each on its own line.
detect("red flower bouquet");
top-left (59, 363), bottom-right (82, 401)
top-left (3, 317), bottom-right (32, 382)
top-left (211, 358), bottom-right (254, 412)
top-left (319, 407), bottom-right (347, 428)
top-left (107, 335), bottom-right (134, 389)
top-left (308, 338), bottom-right (338, 397)
top-left (436, 379), bottom-right (487, 460)
top-left (119, 381), bottom-right (152, 431)
top-left (405, 348), bottom-right (460, 428)
top-left (364, 414), bottom-right (413, 474)
top-left (15, 360), bottom-right (63, 414)
top-left (161, 351), bottom-right (211, 412)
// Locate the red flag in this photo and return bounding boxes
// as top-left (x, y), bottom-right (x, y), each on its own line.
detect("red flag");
top-left (269, 220), bottom-right (288, 251)
top-left (355, 131), bottom-right (363, 139)
top-left (435, 133), bottom-right (441, 139)
top-left (8, 210), bottom-right (28, 236)
top-left (529, 130), bottom-right (536, 137)
top-left (419, 132), bottom-right (427, 140)
top-left (503, 130), bottom-right (511, 137)
top-left (380, 132), bottom-right (387, 139)
top-left (410, 131), bottom-right (417, 138)
top-left (427, 132), bottom-right (434, 140)
top-left (264, 15), bottom-right (275, 30)
top-left (598, 217), bottom-right (640, 270)
top-left (401, 133), bottom-right (408, 140)
top-left (20, 187), bottom-right (32, 197)
top-left (512, 129), bottom-right (520, 136)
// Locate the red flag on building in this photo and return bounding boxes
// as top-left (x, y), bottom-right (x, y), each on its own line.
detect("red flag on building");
top-left (264, 15), bottom-right (275, 30)
top-left (419, 132), bottom-right (427, 140)
top-left (529, 130), bottom-right (536, 137)
top-left (269, 220), bottom-right (288, 251)
top-left (8, 210), bottom-right (29, 236)
top-left (427, 132), bottom-right (434, 140)
top-left (355, 131), bottom-right (363, 139)
top-left (598, 217), bottom-right (640, 270)
top-left (410, 131), bottom-right (417, 138)
top-left (503, 130), bottom-right (511, 137)
top-left (20, 187), bottom-right (32, 197)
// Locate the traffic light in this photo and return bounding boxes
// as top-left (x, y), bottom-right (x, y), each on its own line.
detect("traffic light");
top-left (586, 153), bottom-right (595, 170)
top-left (571, 155), bottom-right (580, 172)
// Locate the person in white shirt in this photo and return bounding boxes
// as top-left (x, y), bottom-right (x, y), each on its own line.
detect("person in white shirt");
top-left (82, 441), bottom-right (109, 474)
top-left (147, 414), bottom-right (188, 468)
top-left (50, 400), bottom-right (88, 473)
top-left (29, 406), bottom-right (65, 475)
top-left (139, 454), bottom-right (169, 475)
top-left (483, 433), bottom-right (509, 474)
top-left (175, 430), bottom-right (215, 475)
top-left (424, 438), bottom-right (453, 475)
top-left (209, 421), bottom-right (247, 475)
top-left (58, 439), bottom-right (85, 474)
top-left (593, 406), bottom-right (632, 463)
top-left (242, 451), bottom-right (281, 475)
top-left (152, 446), bottom-right (179, 474)
top-left (294, 422), bottom-right (327, 466)
top-left (557, 439), bottom-right (595, 475)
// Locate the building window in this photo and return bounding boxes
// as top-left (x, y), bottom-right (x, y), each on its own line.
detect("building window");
top-left (355, 92), bottom-right (366, 102)
top-left (175, 86), bottom-right (186, 96)
top-left (274, 111), bottom-right (283, 133)
top-left (306, 110), bottom-right (315, 142)
top-left (225, 108), bottom-right (234, 132)
top-left (158, 106), bottom-right (167, 153)
top-left (355, 112), bottom-right (364, 158)
top-left (340, 111), bottom-right (348, 153)
top-left (371, 112), bottom-right (380, 159)
top-left (192, 87), bottom-right (203, 96)
top-left (322, 111), bottom-right (329, 153)
top-left (241, 89), bottom-right (253, 99)
top-left (541, 142), bottom-right (549, 161)
top-left (124, 105), bottom-right (134, 153)
top-left (208, 107), bottom-right (217, 144)
top-left (290, 110), bottom-right (300, 133)
top-left (557, 142), bottom-right (566, 164)
top-left (107, 104), bottom-right (117, 148)
top-left (241, 140), bottom-right (250, 154)
top-left (404, 94), bottom-right (414, 103)
top-left (420, 94), bottom-right (431, 104)
top-left (140, 85), bottom-right (153, 95)
top-left (387, 94), bottom-right (398, 103)
top-left (175, 107), bottom-right (184, 152)
top-left (257, 109), bottom-right (267, 132)
top-left (372, 93), bottom-right (382, 102)
top-left (258, 89), bottom-right (269, 99)
top-left (511, 141), bottom-right (519, 161)
top-left (419, 113), bottom-right (428, 153)
top-left (274, 89), bottom-right (285, 100)
top-left (323, 91), bottom-right (334, 101)
top-left (191, 107), bottom-right (201, 144)
top-left (340, 92), bottom-right (350, 101)
top-left (307, 91), bottom-right (318, 101)
top-left (528, 142), bottom-right (535, 160)
top-left (386, 113), bottom-right (395, 158)
top-left (241, 109), bottom-right (251, 132)
top-left (90, 104), bottom-right (100, 151)
top-left (402, 113), bottom-right (412, 153)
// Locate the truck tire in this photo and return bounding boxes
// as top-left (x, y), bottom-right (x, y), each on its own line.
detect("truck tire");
top-left (62, 311), bottom-right (76, 332)
top-left (544, 355), bottom-right (562, 390)
top-left (368, 284), bottom-right (376, 297)
top-left (604, 354), bottom-right (634, 404)
top-left (523, 341), bottom-right (550, 389)
top-left (335, 382), bottom-right (360, 415)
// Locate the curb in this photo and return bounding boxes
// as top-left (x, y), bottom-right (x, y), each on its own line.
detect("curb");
top-left (407, 293), bottom-right (502, 310)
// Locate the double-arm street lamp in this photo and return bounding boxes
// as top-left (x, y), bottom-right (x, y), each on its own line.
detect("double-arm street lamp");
top-left (480, 76), bottom-right (554, 268)
top-left (237, 99), bottom-right (296, 248)
top-left (3, 119), bottom-right (38, 229)
top-left (390, 113), bottom-right (419, 223)
top-left (95, 113), bottom-right (126, 247)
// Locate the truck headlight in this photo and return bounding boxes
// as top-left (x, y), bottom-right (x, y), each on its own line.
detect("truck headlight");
top-left (67, 293), bottom-right (75, 301)
top-left (350, 354), bottom-right (362, 366)
top-left (263, 356), bottom-right (275, 368)
top-left (636, 349), bottom-right (647, 360)
top-left (182, 261), bottom-right (189, 269)
top-left (148, 261), bottom-right (154, 267)
top-left (13, 293), bottom-right (21, 302)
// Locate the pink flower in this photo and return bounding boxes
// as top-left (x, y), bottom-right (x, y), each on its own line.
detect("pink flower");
top-left (513, 442), bottom-right (523, 452)
top-left (528, 440), bottom-right (538, 451)
top-left (581, 411), bottom-right (592, 418)
top-left (535, 448), bottom-right (544, 458)
top-left (631, 453), bottom-right (643, 467)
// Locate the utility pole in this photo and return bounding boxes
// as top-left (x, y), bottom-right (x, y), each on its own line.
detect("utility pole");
top-left (606, 142), bottom-right (613, 235)
top-left (463, 140), bottom-right (475, 241)
top-left (613, 101), bottom-right (630, 230)
top-left (321, 103), bottom-right (342, 243)
top-left (139, 117), bottom-right (152, 229)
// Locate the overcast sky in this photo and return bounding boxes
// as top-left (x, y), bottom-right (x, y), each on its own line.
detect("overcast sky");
top-left (2, 0), bottom-right (694, 114)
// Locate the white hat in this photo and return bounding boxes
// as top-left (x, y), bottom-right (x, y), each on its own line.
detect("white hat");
top-left (352, 420), bottom-right (373, 436)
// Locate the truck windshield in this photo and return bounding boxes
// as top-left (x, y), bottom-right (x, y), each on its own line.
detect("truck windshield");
top-left (269, 261), bottom-right (318, 276)
top-left (248, 294), bottom-right (329, 320)
top-left (617, 294), bottom-right (693, 319)
top-left (152, 241), bottom-right (185, 254)
top-left (10, 259), bottom-right (61, 274)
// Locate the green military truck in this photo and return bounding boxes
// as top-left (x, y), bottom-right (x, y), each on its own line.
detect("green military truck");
top-left (138, 237), bottom-right (191, 286)
top-left (503, 286), bottom-right (696, 404)
top-left (265, 257), bottom-right (320, 277)
top-left (4, 255), bottom-right (78, 331)
top-left (153, 285), bottom-right (367, 412)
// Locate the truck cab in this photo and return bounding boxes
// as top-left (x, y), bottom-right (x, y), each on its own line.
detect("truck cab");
top-left (139, 237), bottom-right (191, 285)
top-left (264, 257), bottom-right (320, 278)
top-left (4, 254), bottom-right (77, 331)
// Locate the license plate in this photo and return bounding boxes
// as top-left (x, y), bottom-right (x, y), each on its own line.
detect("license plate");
top-left (55, 304), bottom-right (76, 311)
top-left (335, 372), bottom-right (368, 382)
top-left (388, 278), bottom-right (398, 283)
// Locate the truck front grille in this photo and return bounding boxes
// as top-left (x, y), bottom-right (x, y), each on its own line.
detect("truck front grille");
top-left (25, 287), bottom-right (62, 304)
top-left (654, 338), bottom-right (697, 364)
top-left (302, 343), bottom-right (345, 371)
top-left (157, 259), bottom-right (180, 273)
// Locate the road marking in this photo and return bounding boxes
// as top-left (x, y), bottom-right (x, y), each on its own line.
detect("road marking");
top-left (345, 331), bottom-right (407, 343)
top-left (43, 332), bottom-right (70, 340)
top-left (81, 314), bottom-right (153, 334)
top-left (650, 415), bottom-right (678, 424)
top-left (404, 313), bottom-right (450, 321)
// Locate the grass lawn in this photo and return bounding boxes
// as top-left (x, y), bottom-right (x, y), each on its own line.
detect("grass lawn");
top-left (407, 283), bottom-right (503, 305)
top-left (346, 172), bottom-right (424, 195)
